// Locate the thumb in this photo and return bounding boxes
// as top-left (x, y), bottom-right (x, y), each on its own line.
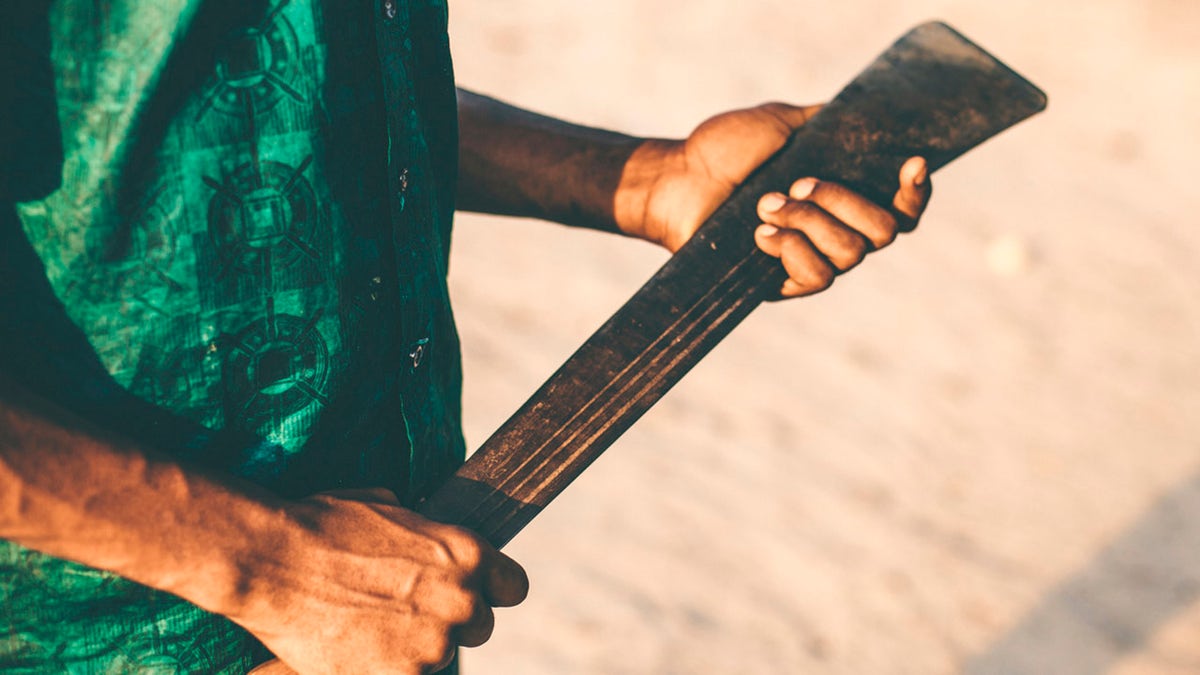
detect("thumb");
top-left (756, 102), bottom-right (824, 131)
top-left (689, 102), bottom-right (824, 187)
top-left (315, 487), bottom-right (403, 506)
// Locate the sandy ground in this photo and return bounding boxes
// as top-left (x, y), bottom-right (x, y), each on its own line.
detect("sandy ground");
top-left (440, 1), bottom-right (1200, 673)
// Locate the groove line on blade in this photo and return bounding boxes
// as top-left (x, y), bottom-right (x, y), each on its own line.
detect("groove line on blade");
top-left (460, 248), bottom-right (773, 528)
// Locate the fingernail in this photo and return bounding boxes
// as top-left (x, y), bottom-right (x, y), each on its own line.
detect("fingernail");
top-left (914, 159), bottom-right (928, 186)
top-left (759, 193), bottom-right (787, 213)
top-left (790, 177), bottom-right (817, 199)
top-left (756, 224), bottom-right (779, 237)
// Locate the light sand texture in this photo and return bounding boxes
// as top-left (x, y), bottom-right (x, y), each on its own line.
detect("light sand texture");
top-left (444, 1), bottom-right (1200, 673)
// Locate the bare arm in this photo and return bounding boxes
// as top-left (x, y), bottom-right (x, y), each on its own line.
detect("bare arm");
top-left (0, 370), bottom-right (527, 674)
top-left (455, 88), bottom-right (646, 234)
top-left (0, 371), bottom-right (284, 613)
top-left (455, 89), bottom-right (930, 298)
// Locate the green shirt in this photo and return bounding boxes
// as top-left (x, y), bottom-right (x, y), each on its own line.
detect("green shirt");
top-left (0, 0), bottom-right (464, 671)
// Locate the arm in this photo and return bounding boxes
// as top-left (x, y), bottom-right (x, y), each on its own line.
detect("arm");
top-left (456, 88), bottom-right (642, 234)
top-left (0, 370), bottom-right (526, 674)
top-left (456, 89), bottom-right (931, 297)
top-left (0, 372), bottom-right (287, 612)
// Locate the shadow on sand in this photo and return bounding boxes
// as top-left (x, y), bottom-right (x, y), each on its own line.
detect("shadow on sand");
top-left (965, 472), bottom-right (1200, 674)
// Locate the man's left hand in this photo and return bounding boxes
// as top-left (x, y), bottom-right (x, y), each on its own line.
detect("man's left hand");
top-left (615, 102), bottom-right (932, 298)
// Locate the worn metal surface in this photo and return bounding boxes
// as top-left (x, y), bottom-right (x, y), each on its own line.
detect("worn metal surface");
top-left (418, 21), bottom-right (1047, 547)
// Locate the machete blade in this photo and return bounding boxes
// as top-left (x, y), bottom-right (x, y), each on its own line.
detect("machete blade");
top-left (419, 21), bottom-right (1047, 548)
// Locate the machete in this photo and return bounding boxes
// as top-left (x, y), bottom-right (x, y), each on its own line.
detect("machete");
top-left (418, 21), bottom-right (1047, 547)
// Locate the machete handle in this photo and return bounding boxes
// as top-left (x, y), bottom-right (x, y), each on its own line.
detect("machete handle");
top-left (418, 21), bottom-right (1047, 548)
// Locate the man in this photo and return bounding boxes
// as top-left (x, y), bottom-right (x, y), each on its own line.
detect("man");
top-left (0, 1), bottom-right (930, 673)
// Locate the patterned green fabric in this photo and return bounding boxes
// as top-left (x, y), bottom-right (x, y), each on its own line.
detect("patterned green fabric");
top-left (1, 0), bottom-right (464, 671)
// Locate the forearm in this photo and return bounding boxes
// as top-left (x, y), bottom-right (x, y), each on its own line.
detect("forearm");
top-left (455, 88), bottom-right (672, 238)
top-left (0, 371), bottom-right (287, 619)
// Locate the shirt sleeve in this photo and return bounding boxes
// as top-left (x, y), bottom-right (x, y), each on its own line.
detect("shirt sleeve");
top-left (0, 1), bottom-right (63, 203)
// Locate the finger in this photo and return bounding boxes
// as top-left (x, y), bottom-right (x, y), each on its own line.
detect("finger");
top-left (315, 487), bottom-right (403, 506)
top-left (780, 278), bottom-right (813, 298)
top-left (481, 549), bottom-right (529, 608)
top-left (453, 598), bottom-right (496, 648)
top-left (247, 659), bottom-right (298, 675)
top-left (426, 638), bottom-right (457, 674)
top-left (757, 192), bottom-right (869, 272)
top-left (756, 101), bottom-right (824, 130)
top-left (789, 177), bottom-right (900, 249)
top-left (893, 156), bottom-right (931, 231)
top-left (754, 225), bottom-right (836, 297)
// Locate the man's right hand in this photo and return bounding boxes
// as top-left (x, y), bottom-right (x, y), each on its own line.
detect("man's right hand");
top-left (237, 488), bottom-right (528, 675)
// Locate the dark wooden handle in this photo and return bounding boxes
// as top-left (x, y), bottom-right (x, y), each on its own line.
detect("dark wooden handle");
top-left (418, 21), bottom-right (1047, 548)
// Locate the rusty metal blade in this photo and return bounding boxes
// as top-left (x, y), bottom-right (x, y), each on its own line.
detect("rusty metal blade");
top-left (419, 21), bottom-right (1047, 547)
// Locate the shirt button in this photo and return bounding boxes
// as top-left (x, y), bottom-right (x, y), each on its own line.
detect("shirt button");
top-left (393, 167), bottom-right (410, 211)
top-left (398, 167), bottom-right (409, 193)
top-left (383, 0), bottom-right (397, 20)
top-left (409, 338), bottom-right (429, 368)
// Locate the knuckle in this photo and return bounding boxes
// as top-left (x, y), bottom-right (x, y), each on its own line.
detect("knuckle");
top-left (839, 235), bottom-right (869, 268)
top-left (790, 200), bottom-right (823, 219)
top-left (365, 486), bottom-right (399, 502)
top-left (874, 214), bottom-right (899, 246)
top-left (808, 263), bottom-right (836, 290)
top-left (837, 248), bottom-right (866, 271)
top-left (755, 101), bottom-right (787, 118)
top-left (450, 534), bottom-right (485, 572)
top-left (450, 589), bottom-right (482, 623)
top-left (786, 263), bottom-right (834, 295)
top-left (431, 525), bottom-right (485, 572)
top-left (304, 493), bottom-right (341, 511)
top-left (772, 200), bottom-right (817, 227)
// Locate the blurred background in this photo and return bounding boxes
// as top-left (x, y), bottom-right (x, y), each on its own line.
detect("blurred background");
top-left (444, 1), bottom-right (1200, 673)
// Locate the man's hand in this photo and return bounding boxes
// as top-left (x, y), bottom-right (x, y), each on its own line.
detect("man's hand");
top-left (239, 488), bottom-right (528, 675)
top-left (615, 102), bottom-right (932, 297)
top-left (457, 93), bottom-right (931, 294)
top-left (0, 370), bottom-right (525, 675)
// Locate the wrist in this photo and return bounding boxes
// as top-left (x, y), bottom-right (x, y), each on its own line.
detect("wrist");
top-left (0, 374), bottom-right (301, 632)
top-left (202, 495), bottom-right (313, 633)
top-left (612, 138), bottom-right (685, 246)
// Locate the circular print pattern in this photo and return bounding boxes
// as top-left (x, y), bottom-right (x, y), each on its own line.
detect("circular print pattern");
top-left (110, 631), bottom-right (215, 674)
top-left (223, 301), bottom-right (330, 433)
top-left (198, 3), bottom-right (304, 118)
top-left (205, 157), bottom-right (321, 276)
